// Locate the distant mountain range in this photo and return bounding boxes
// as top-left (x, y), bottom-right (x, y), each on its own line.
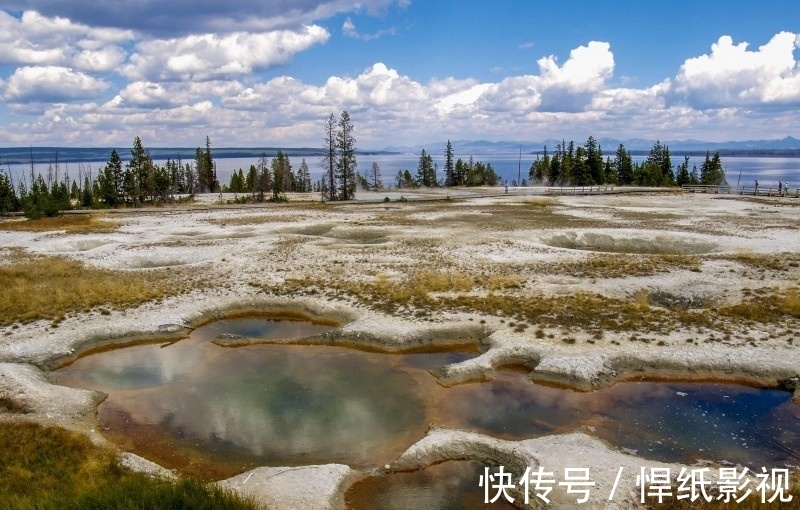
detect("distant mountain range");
top-left (383, 136), bottom-right (800, 156)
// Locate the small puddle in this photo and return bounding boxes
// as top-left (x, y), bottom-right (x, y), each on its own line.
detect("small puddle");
top-left (345, 461), bottom-right (516, 510)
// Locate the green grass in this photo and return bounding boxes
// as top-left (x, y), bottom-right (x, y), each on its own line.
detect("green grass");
top-left (0, 421), bottom-right (260, 510)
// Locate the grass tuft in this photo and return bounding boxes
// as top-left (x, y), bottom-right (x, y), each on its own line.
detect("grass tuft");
top-left (0, 421), bottom-right (259, 510)
top-left (0, 214), bottom-right (118, 234)
top-left (0, 395), bottom-right (30, 414)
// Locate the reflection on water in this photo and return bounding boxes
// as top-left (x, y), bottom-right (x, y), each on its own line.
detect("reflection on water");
top-left (345, 461), bottom-right (516, 510)
top-left (52, 317), bottom-right (800, 484)
top-left (441, 374), bottom-right (800, 468)
top-left (54, 318), bottom-right (445, 478)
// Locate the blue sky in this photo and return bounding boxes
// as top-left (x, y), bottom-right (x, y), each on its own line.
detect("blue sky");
top-left (0, 0), bottom-right (798, 149)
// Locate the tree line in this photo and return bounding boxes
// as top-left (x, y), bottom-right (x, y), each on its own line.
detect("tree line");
top-left (1, 118), bottom-right (731, 218)
top-left (0, 135), bottom-right (221, 217)
top-left (528, 136), bottom-right (726, 187)
top-left (394, 141), bottom-right (501, 189)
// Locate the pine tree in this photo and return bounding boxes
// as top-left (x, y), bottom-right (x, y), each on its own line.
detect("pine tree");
top-left (614, 144), bottom-right (633, 185)
top-left (645, 141), bottom-right (674, 186)
top-left (296, 159), bottom-right (311, 192)
top-left (676, 155), bottom-right (691, 187)
top-left (571, 146), bottom-right (591, 185)
top-left (98, 149), bottom-right (123, 207)
top-left (416, 149), bottom-right (435, 187)
top-left (700, 151), bottom-right (725, 185)
top-left (0, 170), bottom-right (19, 214)
top-left (81, 175), bottom-right (93, 207)
top-left (246, 164), bottom-right (257, 197)
top-left (256, 153), bottom-right (270, 202)
top-left (585, 136), bottom-right (604, 184)
top-left (370, 162), bottom-right (383, 190)
top-left (444, 140), bottom-right (455, 186)
top-left (335, 110), bottom-right (356, 201)
top-left (271, 150), bottom-right (292, 201)
top-left (127, 136), bottom-right (148, 205)
top-left (454, 158), bottom-right (467, 186)
top-left (322, 113), bottom-right (338, 201)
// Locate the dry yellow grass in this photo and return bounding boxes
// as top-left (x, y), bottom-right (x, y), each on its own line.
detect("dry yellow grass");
top-left (0, 214), bottom-right (118, 234)
top-left (265, 269), bottom-right (800, 336)
top-left (0, 252), bottom-right (184, 326)
top-left (486, 274), bottom-right (524, 290)
top-left (722, 286), bottom-right (800, 323)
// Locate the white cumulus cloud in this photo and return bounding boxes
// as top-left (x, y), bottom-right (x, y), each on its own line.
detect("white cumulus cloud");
top-left (121, 26), bottom-right (331, 82)
top-left (669, 31), bottom-right (800, 108)
top-left (2, 65), bottom-right (109, 104)
top-left (0, 10), bottom-right (133, 71)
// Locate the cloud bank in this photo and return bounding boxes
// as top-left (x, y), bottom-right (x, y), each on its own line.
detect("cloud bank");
top-left (0, 3), bottom-right (798, 147)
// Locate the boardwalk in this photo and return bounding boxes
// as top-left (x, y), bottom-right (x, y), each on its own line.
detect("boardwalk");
top-left (682, 184), bottom-right (798, 197)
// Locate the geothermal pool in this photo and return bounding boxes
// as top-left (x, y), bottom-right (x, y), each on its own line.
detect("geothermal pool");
top-left (52, 317), bottom-right (800, 490)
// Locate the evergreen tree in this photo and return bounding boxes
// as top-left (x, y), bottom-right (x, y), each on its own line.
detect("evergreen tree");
top-left (529, 146), bottom-right (551, 183)
top-left (416, 149), bottom-right (435, 187)
top-left (126, 137), bottom-right (149, 205)
top-left (0, 170), bottom-right (19, 214)
top-left (370, 162), bottom-right (383, 190)
top-left (614, 144), bottom-right (633, 185)
top-left (585, 136), bottom-right (604, 184)
top-left (645, 140), bottom-right (674, 185)
top-left (50, 179), bottom-right (71, 212)
top-left (395, 169), bottom-right (404, 188)
top-left (226, 168), bottom-right (245, 193)
top-left (444, 140), bottom-right (455, 186)
top-left (81, 175), bottom-right (93, 207)
top-left (322, 113), bottom-right (338, 201)
top-left (402, 170), bottom-right (415, 188)
top-left (454, 158), bottom-right (468, 186)
top-left (23, 174), bottom-right (60, 218)
top-left (571, 146), bottom-right (591, 185)
top-left (246, 164), bottom-right (257, 196)
top-left (603, 157), bottom-right (616, 184)
top-left (356, 171), bottom-right (370, 190)
top-left (549, 146), bottom-right (562, 185)
top-left (271, 150), bottom-right (292, 200)
top-left (700, 151), bottom-right (726, 185)
top-left (676, 155), bottom-right (691, 187)
top-left (195, 137), bottom-right (217, 193)
top-left (256, 153), bottom-right (270, 202)
top-left (560, 142), bottom-right (574, 184)
top-left (335, 110), bottom-right (357, 200)
top-left (296, 159), bottom-right (311, 192)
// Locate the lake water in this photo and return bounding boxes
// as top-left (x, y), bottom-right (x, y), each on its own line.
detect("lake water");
top-left (51, 316), bottom-right (800, 486)
top-left (7, 154), bottom-right (799, 190)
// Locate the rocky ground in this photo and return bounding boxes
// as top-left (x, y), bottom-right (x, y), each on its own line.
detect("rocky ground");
top-left (1, 187), bottom-right (799, 509)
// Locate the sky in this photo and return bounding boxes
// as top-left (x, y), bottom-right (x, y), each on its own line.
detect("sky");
top-left (0, 0), bottom-right (799, 149)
